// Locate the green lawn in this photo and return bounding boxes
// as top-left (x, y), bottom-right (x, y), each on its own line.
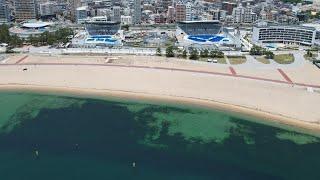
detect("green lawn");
top-left (216, 57), bottom-right (227, 64)
top-left (228, 56), bottom-right (247, 65)
top-left (303, 54), bottom-right (318, 61)
top-left (256, 56), bottom-right (270, 64)
top-left (273, 54), bottom-right (294, 64)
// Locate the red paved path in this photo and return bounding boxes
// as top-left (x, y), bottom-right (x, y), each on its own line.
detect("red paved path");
top-left (15, 55), bottom-right (29, 64)
top-left (229, 67), bottom-right (237, 75)
top-left (277, 69), bottom-right (293, 83)
top-left (1, 62), bottom-right (320, 89)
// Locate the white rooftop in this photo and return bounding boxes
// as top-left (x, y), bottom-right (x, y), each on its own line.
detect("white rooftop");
top-left (76, 6), bottom-right (88, 11)
top-left (22, 22), bottom-right (52, 28)
top-left (302, 23), bottom-right (320, 31)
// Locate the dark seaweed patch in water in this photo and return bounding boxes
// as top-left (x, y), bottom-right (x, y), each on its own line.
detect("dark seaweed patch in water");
top-left (0, 98), bottom-right (319, 180)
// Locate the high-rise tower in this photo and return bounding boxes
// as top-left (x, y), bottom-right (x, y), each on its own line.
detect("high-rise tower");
top-left (133, 0), bottom-right (141, 24)
top-left (0, 0), bottom-right (9, 24)
top-left (14, 0), bottom-right (37, 22)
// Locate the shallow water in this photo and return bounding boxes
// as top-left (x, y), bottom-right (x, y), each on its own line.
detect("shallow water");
top-left (0, 92), bottom-right (320, 180)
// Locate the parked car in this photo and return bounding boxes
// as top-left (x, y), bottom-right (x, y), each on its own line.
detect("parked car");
top-left (207, 59), bottom-right (218, 63)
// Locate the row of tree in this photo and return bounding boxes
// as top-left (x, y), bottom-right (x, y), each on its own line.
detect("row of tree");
top-left (0, 25), bottom-right (23, 47)
top-left (28, 28), bottom-right (74, 46)
top-left (0, 24), bottom-right (74, 48)
top-left (281, 0), bottom-right (302, 4)
top-left (249, 45), bottom-right (274, 59)
top-left (157, 46), bottom-right (224, 60)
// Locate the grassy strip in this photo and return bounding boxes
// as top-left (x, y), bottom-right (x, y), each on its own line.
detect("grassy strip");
top-left (228, 56), bottom-right (247, 65)
top-left (273, 54), bottom-right (294, 64)
top-left (304, 54), bottom-right (318, 61)
top-left (256, 56), bottom-right (270, 64)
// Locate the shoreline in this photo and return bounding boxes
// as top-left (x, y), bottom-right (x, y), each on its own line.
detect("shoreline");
top-left (1, 84), bottom-right (320, 136)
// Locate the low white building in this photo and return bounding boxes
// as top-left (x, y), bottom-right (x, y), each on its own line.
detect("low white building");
top-left (121, 15), bottom-right (132, 25)
top-left (9, 21), bottom-right (56, 38)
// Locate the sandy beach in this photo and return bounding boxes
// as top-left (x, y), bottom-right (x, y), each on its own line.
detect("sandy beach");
top-left (1, 54), bottom-right (320, 132)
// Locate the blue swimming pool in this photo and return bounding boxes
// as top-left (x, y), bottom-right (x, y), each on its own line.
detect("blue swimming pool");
top-left (91, 35), bottom-right (111, 39)
top-left (105, 39), bottom-right (117, 42)
top-left (86, 36), bottom-right (119, 44)
top-left (187, 35), bottom-right (225, 43)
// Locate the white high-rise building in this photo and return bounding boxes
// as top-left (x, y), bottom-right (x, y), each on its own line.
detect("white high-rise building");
top-left (70, 0), bottom-right (82, 21)
top-left (186, 2), bottom-right (192, 21)
top-left (133, 0), bottom-right (141, 24)
top-left (39, 1), bottom-right (57, 17)
top-left (167, 5), bottom-right (175, 23)
top-left (175, 1), bottom-right (186, 22)
top-left (162, 0), bottom-right (172, 11)
top-left (232, 4), bottom-right (257, 24)
top-left (112, 6), bottom-right (121, 22)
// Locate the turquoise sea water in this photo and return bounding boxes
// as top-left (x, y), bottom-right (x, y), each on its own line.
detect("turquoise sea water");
top-left (0, 91), bottom-right (320, 180)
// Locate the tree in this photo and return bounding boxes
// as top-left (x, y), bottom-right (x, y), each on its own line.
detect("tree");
top-left (175, 48), bottom-right (183, 58)
top-left (28, 35), bottom-right (38, 46)
top-left (189, 48), bottom-right (199, 60)
top-left (182, 49), bottom-right (187, 59)
top-left (209, 50), bottom-right (216, 58)
top-left (0, 24), bottom-right (10, 43)
top-left (307, 49), bottom-right (313, 57)
top-left (54, 28), bottom-right (73, 43)
top-left (265, 51), bottom-right (274, 59)
top-left (39, 32), bottom-right (48, 46)
top-left (5, 46), bottom-right (14, 53)
top-left (250, 45), bottom-right (265, 56)
top-left (200, 50), bottom-right (205, 58)
top-left (166, 45), bottom-right (175, 57)
top-left (25, 28), bottom-right (73, 46)
top-left (200, 49), bottom-right (209, 58)
top-left (47, 34), bottom-right (56, 45)
top-left (121, 24), bottom-right (130, 31)
top-left (156, 47), bottom-right (162, 56)
top-left (209, 50), bottom-right (224, 58)
top-left (216, 50), bottom-right (224, 58)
